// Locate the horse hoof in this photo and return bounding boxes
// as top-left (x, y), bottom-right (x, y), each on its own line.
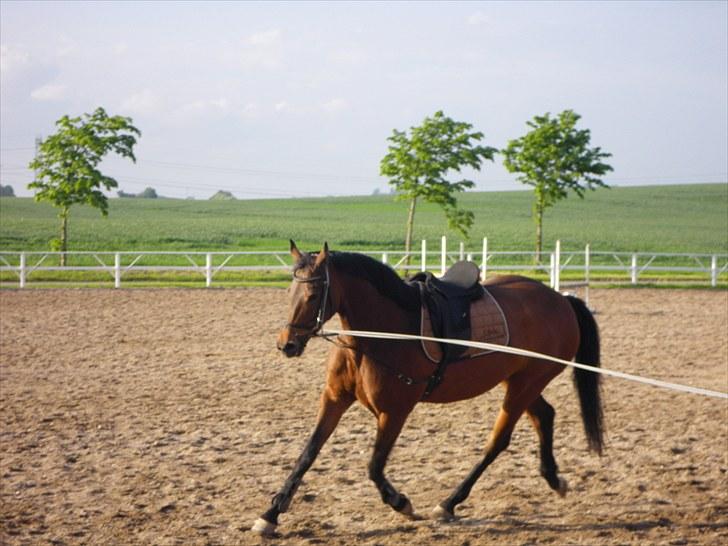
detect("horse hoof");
top-left (432, 504), bottom-right (455, 522)
top-left (399, 498), bottom-right (420, 520)
top-left (557, 477), bottom-right (569, 498)
top-left (251, 518), bottom-right (277, 536)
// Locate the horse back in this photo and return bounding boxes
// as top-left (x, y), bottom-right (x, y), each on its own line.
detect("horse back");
top-left (483, 274), bottom-right (580, 359)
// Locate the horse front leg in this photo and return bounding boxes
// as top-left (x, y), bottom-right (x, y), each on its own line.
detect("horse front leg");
top-left (251, 388), bottom-right (354, 536)
top-left (368, 411), bottom-right (419, 519)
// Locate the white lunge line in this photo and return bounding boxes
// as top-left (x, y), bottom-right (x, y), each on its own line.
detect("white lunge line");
top-left (321, 328), bottom-right (728, 400)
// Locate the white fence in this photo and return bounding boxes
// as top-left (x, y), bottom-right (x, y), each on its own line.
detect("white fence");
top-left (1, 237), bottom-right (726, 289)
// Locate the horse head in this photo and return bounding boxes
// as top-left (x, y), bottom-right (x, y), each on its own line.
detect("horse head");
top-left (277, 240), bottom-right (332, 357)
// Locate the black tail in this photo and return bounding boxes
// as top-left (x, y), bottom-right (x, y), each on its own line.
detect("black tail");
top-left (566, 295), bottom-right (604, 455)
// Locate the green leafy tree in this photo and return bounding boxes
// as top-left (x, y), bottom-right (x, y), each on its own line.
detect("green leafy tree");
top-left (380, 110), bottom-right (497, 266)
top-left (28, 107), bottom-right (140, 265)
top-left (0, 184), bottom-right (15, 197)
top-left (137, 187), bottom-right (158, 199)
top-left (502, 110), bottom-right (613, 262)
top-left (210, 190), bottom-right (236, 201)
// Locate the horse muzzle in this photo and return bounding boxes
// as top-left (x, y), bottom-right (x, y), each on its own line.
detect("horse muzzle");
top-left (278, 340), bottom-right (304, 358)
top-left (276, 329), bottom-right (307, 358)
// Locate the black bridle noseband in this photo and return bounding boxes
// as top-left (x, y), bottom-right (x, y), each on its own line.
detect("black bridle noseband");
top-left (286, 265), bottom-right (330, 337)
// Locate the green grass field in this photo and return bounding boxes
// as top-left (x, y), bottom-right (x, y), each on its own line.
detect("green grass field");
top-left (1, 183), bottom-right (726, 287)
top-left (1, 183), bottom-right (726, 253)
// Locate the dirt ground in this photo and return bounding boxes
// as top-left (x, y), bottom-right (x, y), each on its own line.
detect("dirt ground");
top-left (1, 287), bottom-right (726, 546)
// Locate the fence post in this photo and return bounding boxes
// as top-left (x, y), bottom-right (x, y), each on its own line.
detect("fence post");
top-left (114, 253), bottom-right (121, 289)
top-left (481, 237), bottom-right (488, 281)
top-left (459, 242), bottom-right (465, 261)
top-left (631, 253), bottom-right (638, 285)
top-left (420, 240), bottom-right (427, 272)
top-left (206, 253), bottom-right (213, 287)
top-left (382, 252), bottom-right (388, 265)
top-left (585, 244), bottom-right (590, 307)
top-left (19, 252), bottom-right (26, 289)
top-left (711, 255), bottom-right (717, 287)
top-left (554, 240), bottom-right (561, 292)
top-left (549, 253), bottom-right (555, 288)
top-left (441, 236), bottom-right (447, 275)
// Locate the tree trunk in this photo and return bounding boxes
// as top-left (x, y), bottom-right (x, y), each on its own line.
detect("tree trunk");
top-left (60, 207), bottom-right (69, 267)
top-left (404, 196), bottom-right (417, 269)
top-left (534, 199), bottom-right (544, 264)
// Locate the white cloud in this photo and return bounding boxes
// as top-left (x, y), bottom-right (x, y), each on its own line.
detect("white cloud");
top-left (248, 29), bottom-right (281, 46)
top-left (274, 100), bottom-right (292, 112)
top-left (0, 44), bottom-right (30, 75)
top-left (330, 48), bottom-right (369, 65)
top-left (121, 89), bottom-right (160, 114)
top-left (467, 11), bottom-right (489, 26)
top-left (113, 42), bottom-right (129, 55)
top-left (321, 97), bottom-right (348, 113)
top-left (30, 82), bottom-right (67, 101)
top-left (56, 39), bottom-right (77, 58)
top-left (240, 102), bottom-right (260, 118)
top-left (240, 29), bottom-right (283, 69)
top-left (178, 97), bottom-right (230, 117)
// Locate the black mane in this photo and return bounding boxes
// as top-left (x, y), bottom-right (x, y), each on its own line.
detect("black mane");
top-left (328, 252), bottom-right (421, 312)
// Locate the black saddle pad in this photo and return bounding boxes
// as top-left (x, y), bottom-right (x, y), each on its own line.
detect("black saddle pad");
top-left (411, 262), bottom-right (485, 361)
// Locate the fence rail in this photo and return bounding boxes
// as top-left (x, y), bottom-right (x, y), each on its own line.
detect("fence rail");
top-left (1, 237), bottom-right (726, 289)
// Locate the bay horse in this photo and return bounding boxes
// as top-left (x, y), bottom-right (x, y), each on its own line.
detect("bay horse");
top-left (252, 241), bottom-right (604, 535)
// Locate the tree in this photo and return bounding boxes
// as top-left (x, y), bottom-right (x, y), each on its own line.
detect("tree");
top-left (209, 190), bottom-right (236, 200)
top-left (0, 184), bottom-right (15, 197)
top-left (117, 187), bottom-right (158, 198)
top-left (28, 107), bottom-right (140, 265)
top-left (380, 111), bottom-right (497, 265)
top-left (502, 110), bottom-right (612, 262)
top-left (137, 187), bottom-right (158, 199)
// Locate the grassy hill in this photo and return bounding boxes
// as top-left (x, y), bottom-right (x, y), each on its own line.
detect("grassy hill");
top-left (0, 183), bottom-right (726, 254)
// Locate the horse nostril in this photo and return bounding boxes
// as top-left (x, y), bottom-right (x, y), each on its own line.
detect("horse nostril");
top-left (281, 341), bottom-right (300, 357)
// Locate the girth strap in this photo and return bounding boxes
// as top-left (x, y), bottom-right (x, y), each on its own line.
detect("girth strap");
top-left (415, 278), bottom-right (483, 399)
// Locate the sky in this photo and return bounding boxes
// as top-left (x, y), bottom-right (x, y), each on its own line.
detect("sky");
top-left (1, 0), bottom-right (726, 199)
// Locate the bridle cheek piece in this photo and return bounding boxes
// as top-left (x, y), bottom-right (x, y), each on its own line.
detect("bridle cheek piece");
top-left (286, 265), bottom-right (331, 338)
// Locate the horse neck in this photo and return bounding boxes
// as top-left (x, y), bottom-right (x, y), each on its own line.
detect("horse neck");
top-left (333, 273), bottom-right (418, 335)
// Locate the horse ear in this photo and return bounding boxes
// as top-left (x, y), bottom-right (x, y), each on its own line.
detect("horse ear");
top-left (290, 239), bottom-right (303, 261)
top-left (315, 242), bottom-right (329, 266)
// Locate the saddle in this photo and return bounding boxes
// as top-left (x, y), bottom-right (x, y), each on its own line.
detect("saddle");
top-left (412, 261), bottom-right (484, 357)
top-left (410, 261), bottom-right (509, 397)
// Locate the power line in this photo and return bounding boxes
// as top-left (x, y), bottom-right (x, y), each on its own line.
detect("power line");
top-left (137, 159), bottom-right (378, 186)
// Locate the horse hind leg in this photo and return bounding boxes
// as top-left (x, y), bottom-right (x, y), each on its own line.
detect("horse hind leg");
top-left (434, 371), bottom-right (559, 521)
top-left (527, 395), bottom-right (568, 497)
top-left (433, 404), bottom-right (517, 521)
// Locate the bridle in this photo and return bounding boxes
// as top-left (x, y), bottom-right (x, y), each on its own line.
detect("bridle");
top-left (284, 260), bottom-right (429, 390)
top-left (286, 264), bottom-right (331, 337)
